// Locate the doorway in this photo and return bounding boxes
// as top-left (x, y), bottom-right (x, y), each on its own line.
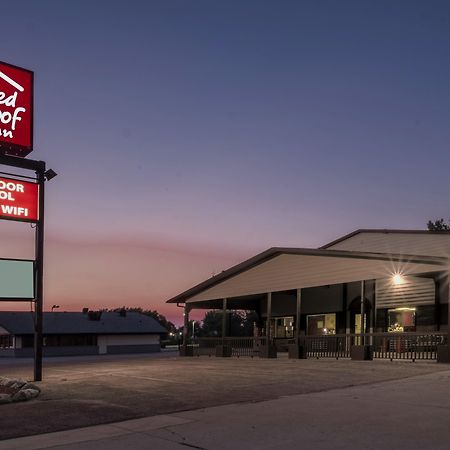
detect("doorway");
top-left (348, 298), bottom-right (372, 334)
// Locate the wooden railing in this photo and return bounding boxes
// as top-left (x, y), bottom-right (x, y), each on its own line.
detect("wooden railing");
top-left (192, 337), bottom-right (268, 357)
top-left (371, 332), bottom-right (446, 360)
top-left (185, 332), bottom-right (447, 361)
top-left (304, 334), bottom-right (351, 359)
top-left (303, 332), bottom-right (447, 360)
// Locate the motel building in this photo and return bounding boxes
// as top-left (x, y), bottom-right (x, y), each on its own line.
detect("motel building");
top-left (167, 229), bottom-right (450, 362)
top-left (0, 310), bottom-right (167, 357)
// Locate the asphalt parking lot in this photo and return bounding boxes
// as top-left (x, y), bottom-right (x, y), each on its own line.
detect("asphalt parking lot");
top-left (0, 352), bottom-right (448, 440)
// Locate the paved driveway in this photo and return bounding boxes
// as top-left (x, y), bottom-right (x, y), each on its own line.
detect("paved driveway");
top-left (0, 353), bottom-right (447, 440)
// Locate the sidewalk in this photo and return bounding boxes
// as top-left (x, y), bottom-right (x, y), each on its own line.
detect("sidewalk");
top-left (2, 368), bottom-right (450, 450)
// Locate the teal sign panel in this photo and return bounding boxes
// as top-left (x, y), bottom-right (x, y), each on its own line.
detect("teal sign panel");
top-left (0, 258), bottom-right (34, 299)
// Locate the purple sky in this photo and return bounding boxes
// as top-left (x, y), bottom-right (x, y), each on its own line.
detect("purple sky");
top-left (1, 1), bottom-right (450, 323)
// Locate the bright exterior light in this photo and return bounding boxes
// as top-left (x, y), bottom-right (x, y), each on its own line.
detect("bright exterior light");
top-left (392, 273), bottom-right (404, 285)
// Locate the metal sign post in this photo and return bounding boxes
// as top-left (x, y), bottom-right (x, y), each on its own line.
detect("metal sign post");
top-left (34, 164), bottom-right (45, 381)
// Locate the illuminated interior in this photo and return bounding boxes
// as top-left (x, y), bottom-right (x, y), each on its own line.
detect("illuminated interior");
top-left (307, 313), bottom-right (336, 335)
top-left (388, 307), bottom-right (416, 332)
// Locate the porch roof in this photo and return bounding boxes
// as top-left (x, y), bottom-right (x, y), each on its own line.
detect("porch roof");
top-left (167, 247), bottom-right (448, 305)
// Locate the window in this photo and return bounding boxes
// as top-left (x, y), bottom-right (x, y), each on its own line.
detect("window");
top-left (307, 314), bottom-right (336, 335)
top-left (273, 317), bottom-right (294, 338)
top-left (0, 334), bottom-right (13, 348)
top-left (388, 308), bottom-right (416, 332)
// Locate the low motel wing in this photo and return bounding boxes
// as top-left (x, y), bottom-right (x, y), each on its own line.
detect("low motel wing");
top-left (167, 229), bottom-right (450, 362)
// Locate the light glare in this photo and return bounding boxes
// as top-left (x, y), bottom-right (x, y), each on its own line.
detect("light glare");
top-left (392, 273), bottom-right (404, 285)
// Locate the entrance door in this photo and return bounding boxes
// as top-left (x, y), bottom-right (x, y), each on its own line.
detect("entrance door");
top-left (348, 298), bottom-right (371, 334)
top-left (354, 313), bottom-right (367, 334)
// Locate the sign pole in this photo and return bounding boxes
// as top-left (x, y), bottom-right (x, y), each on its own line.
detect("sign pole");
top-left (0, 61), bottom-right (55, 381)
top-left (33, 164), bottom-right (45, 382)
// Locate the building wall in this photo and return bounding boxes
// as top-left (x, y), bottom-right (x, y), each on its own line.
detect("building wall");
top-left (376, 276), bottom-right (435, 308)
top-left (255, 278), bottom-right (443, 334)
top-left (2, 334), bottom-right (161, 357)
top-left (186, 254), bottom-right (441, 303)
top-left (13, 346), bottom-right (99, 358)
top-left (97, 334), bottom-right (160, 354)
top-left (325, 232), bottom-right (450, 257)
top-left (326, 234), bottom-right (450, 330)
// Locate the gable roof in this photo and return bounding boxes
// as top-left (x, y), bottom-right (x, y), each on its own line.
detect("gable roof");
top-left (0, 311), bottom-right (167, 335)
top-left (167, 247), bottom-right (448, 304)
top-left (320, 229), bottom-right (450, 249)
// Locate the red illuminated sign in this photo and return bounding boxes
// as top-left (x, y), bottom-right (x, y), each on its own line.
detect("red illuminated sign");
top-left (0, 61), bottom-right (33, 157)
top-left (0, 176), bottom-right (38, 222)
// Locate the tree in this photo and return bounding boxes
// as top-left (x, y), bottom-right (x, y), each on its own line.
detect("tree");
top-left (199, 310), bottom-right (259, 337)
top-left (427, 218), bottom-right (450, 231)
top-left (200, 311), bottom-right (223, 337)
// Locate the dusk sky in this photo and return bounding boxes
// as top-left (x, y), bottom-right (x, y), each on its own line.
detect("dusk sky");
top-left (1, 0), bottom-right (450, 324)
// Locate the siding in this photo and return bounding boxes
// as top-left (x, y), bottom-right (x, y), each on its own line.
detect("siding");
top-left (97, 334), bottom-right (160, 354)
top-left (13, 346), bottom-right (99, 358)
top-left (376, 276), bottom-right (435, 308)
top-left (186, 253), bottom-right (443, 303)
top-left (325, 232), bottom-right (450, 257)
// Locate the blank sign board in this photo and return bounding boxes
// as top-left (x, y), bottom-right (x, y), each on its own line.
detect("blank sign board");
top-left (0, 259), bottom-right (34, 300)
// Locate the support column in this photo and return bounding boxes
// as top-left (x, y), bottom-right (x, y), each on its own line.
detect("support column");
top-left (345, 310), bottom-right (351, 335)
top-left (434, 276), bottom-right (442, 332)
top-left (343, 283), bottom-right (350, 334)
top-left (216, 298), bottom-right (231, 357)
top-left (222, 298), bottom-right (227, 344)
top-left (351, 280), bottom-right (372, 360)
top-left (371, 280), bottom-right (376, 333)
top-left (266, 292), bottom-right (272, 340)
top-left (181, 304), bottom-right (193, 356)
top-left (360, 280), bottom-right (365, 345)
top-left (289, 289), bottom-right (306, 359)
top-left (343, 283), bottom-right (350, 352)
top-left (259, 292), bottom-right (276, 358)
top-left (437, 272), bottom-right (450, 363)
top-left (295, 288), bottom-right (302, 340)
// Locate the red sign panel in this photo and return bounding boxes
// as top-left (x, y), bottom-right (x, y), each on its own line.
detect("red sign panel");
top-left (0, 61), bottom-right (33, 157)
top-left (0, 176), bottom-right (38, 222)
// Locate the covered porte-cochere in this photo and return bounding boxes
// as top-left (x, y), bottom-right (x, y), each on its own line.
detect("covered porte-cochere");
top-left (167, 247), bottom-right (450, 362)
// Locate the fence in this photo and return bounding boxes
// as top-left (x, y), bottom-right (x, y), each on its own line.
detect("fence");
top-left (304, 332), bottom-right (447, 361)
top-left (192, 337), bottom-right (268, 357)
top-left (371, 332), bottom-right (446, 360)
top-left (186, 332), bottom-right (447, 361)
